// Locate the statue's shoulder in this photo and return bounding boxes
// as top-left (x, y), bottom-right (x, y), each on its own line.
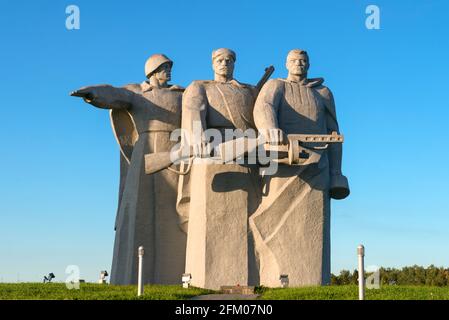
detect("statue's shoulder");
top-left (168, 84), bottom-right (185, 92)
top-left (230, 79), bottom-right (254, 89)
top-left (306, 77), bottom-right (325, 88)
top-left (185, 80), bottom-right (213, 93)
top-left (260, 78), bottom-right (286, 91)
top-left (191, 80), bottom-right (214, 87)
top-left (309, 79), bottom-right (337, 117)
top-left (122, 83), bottom-right (143, 94)
top-left (269, 78), bottom-right (286, 85)
top-left (127, 81), bottom-right (185, 93)
top-left (309, 79), bottom-right (333, 99)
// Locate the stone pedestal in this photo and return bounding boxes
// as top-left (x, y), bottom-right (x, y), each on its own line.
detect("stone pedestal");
top-left (249, 163), bottom-right (330, 287)
top-left (185, 162), bottom-right (259, 290)
top-left (221, 286), bottom-right (255, 295)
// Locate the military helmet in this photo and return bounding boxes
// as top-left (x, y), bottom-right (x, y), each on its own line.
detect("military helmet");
top-left (144, 54), bottom-right (173, 78)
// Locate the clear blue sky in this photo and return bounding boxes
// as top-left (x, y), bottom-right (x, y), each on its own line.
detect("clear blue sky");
top-left (0, 0), bottom-right (448, 283)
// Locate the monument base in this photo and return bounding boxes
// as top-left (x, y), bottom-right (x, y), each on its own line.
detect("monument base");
top-left (220, 286), bottom-right (255, 295)
top-left (185, 162), bottom-right (260, 290)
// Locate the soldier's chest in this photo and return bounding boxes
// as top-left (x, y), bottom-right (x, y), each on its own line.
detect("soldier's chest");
top-left (130, 90), bottom-right (182, 124)
top-left (281, 83), bottom-right (325, 122)
top-left (206, 84), bottom-right (254, 115)
top-left (141, 89), bottom-right (182, 114)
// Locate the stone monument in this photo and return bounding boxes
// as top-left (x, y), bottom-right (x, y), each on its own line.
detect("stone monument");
top-left (71, 48), bottom-right (349, 289)
top-left (250, 49), bottom-right (350, 287)
top-left (180, 48), bottom-right (262, 290)
top-left (71, 54), bottom-right (187, 285)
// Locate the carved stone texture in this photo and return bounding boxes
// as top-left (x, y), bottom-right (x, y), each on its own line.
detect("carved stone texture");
top-left (71, 54), bottom-right (187, 285)
top-left (251, 49), bottom-right (349, 287)
top-left (180, 48), bottom-right (261, 290)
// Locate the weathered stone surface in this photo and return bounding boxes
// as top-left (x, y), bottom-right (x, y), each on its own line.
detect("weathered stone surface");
top-left (180, 48), bottom-right (261, 290)
top-left (184, 163), bottom-right (260, 290)
top-left (71, 54), bottom-right (186, 285)
top-left (251, 49), bottom-right (349, 287)
top-left (71, 49), bottom-right (350, 289)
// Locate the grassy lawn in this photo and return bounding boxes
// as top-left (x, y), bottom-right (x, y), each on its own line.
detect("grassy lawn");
top-left (257, 285), bottom-right (449, 300)
top-left (0, 283), bottom-right (213, 300)
top-left (1, 283), bottom-right (449, 300)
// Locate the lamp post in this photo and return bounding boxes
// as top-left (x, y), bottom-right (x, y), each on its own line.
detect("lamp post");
top-left (138, 246), bottom-right (144, 296)
top-left (357, 244), bottom-right (365, 300)
top-left (182, 273), bottom-right (192, 289)
top-left (99, 270), bottom-right (108, 284)
top-left (279, 274), bottom-right (289, 288)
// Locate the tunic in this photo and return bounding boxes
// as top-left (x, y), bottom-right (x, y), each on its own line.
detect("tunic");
top-left (251, 78), bottom-right (340, 287)
top-left (180, 79), bottom-right (262, 289)
top-left (86, 82), bottom-right (187, 285)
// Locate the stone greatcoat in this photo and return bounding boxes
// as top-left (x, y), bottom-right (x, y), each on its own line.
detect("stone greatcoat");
top-left (82, 82), bottom-right (187, 285)
top-left (180, 79), bottom-right (262, 290)
top-left (251, 77), bottom-right (343, 287)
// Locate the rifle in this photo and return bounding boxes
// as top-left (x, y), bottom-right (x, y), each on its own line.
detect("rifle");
top-left (144, 146), bottom-right (192, 175)
top-left (266, 131), bottom-right (344, 165)
top-left (144, 131), bottom-right (344, 175)
top-left (256, 65), bottom-right (275, 92)
top-left (144, 66), bottom-right (275, 175)
top-left (218, 131), bottom-right (344, 165)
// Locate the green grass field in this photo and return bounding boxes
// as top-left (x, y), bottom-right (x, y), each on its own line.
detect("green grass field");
top-left (257, 285), bottom-right (449, 300)
top-left (0, 283), bottom-right (213, 300)
top-left (1, 283), bottom-right (449, 300)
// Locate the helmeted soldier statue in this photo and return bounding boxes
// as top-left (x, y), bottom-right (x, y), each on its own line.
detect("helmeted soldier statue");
top-left (251, 49), bottom-right (350, 287)
top-left (71, 54), bottom-right (187, 285)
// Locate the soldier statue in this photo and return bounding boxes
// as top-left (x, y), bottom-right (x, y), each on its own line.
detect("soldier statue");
top-left (179, 48), bottom-right (262, 289)
top-left (251, 49), bottom-right (350, 287)
top-left (71, 54), bottom-right (187, 285)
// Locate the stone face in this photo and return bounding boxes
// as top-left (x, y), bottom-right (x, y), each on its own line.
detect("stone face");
top-left (251, 49), bottom-right (349, 287)
top-left (71, 55), bottom-right (187, 285)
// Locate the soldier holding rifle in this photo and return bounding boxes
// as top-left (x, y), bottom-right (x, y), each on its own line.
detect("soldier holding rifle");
top-left (251, 49), bottom-right (350, 287)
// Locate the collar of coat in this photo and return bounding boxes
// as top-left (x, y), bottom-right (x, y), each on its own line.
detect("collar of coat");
top-left (193, 78), bottom-right (253, 89)
top-left (228, 79), bottom-right (253, 88)
top-left (281, 77), bottom-right (324, 88)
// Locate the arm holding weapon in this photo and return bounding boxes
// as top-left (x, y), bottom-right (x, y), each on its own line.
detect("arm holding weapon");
top-left (144, 65), bottom-right (276, 176)
top-left (265, 131), bottom-right (344, 165)
top-left (218, 131), bottom-right (345, 167)
top-left (144, 131), bottom-right (345, 175)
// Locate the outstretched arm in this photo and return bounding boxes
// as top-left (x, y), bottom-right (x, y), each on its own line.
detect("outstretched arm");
top-left (70, 84), bottom-right (135, 110)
